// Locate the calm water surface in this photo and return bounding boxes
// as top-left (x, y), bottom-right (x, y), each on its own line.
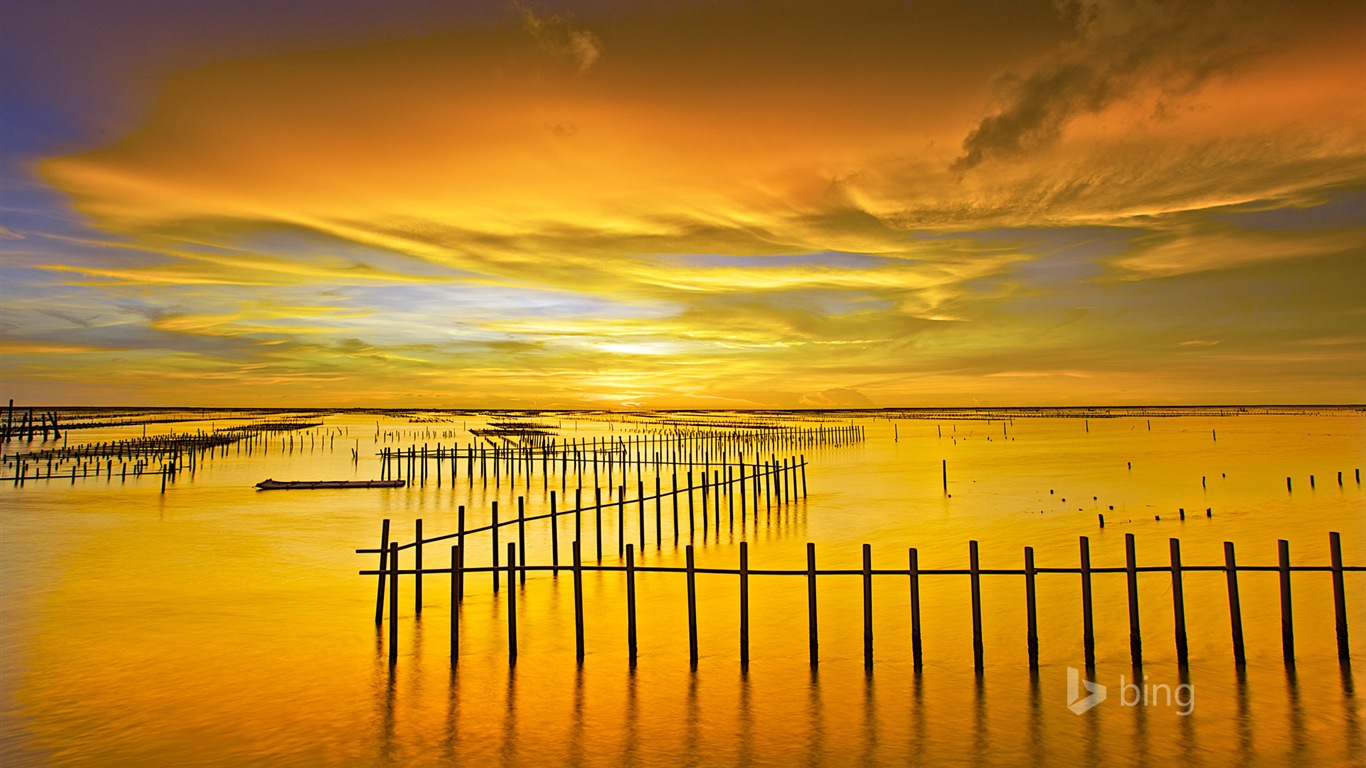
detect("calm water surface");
top-left (1, 410), bottom-right (1362, 766)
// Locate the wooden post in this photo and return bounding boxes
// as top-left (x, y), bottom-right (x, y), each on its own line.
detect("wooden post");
top-left (507, 542), bottom-right (518, 663)
top-left (655, 476), bottom-right (662, 545)
top-left (551, 492), bottom-right (560, 572)
top-left (1080, 536), bottom-right (1095, 669)
top-left (909, 548), bottom-right (922, 670)
top-left (456, 506), bottom-right (466, 599)
top-left (942, 459), bottom-right (947, 494)
top-left (573, 540), bottom-right (585, 663)
top-left (970, 540), bottom-right (983, 672)
top-left (626, 544), bottom-right (638, 665)
top-left (638, 480), bottom-right (646, 550)
top-left (739, 541), bottom-right (750, 665)
top-left (415, 518), bottom-right (424, 614)
top-left (800, 455), bottom-right (807, 498)
top-left (1126, 532), bottom-right (1142, 667)
top-left (492, 501), bottom-right (500, 592)
top-left (451, 545), bottom-right (461, 664)
top-left (595, 488), bottom-right (603, 562)
top-left (1224, 541), bottom-right (1246, 665)
top-left (807, 542), bottom-right (819, 667)
top-left (375, 519), bottom-right (391, 624)
top-left (618, 486), bottom-right (625, 556)
top-left (686, 545), bottom-right (699, 667)
top-left (388, 542), bottom-right (399, 666)
top-left (1170, 538), bottom-right (1188, 667)
top-left (863, 543), bottom-right (874, 671)
top-left (518, 497), bottom-right (527, 584)
top-left (1278, 539), bottom-right (1294, 667)
top-left (1025, 546), bottom-right (1038, 670)
top-left (1329, 532), bottom-right (1350, 663)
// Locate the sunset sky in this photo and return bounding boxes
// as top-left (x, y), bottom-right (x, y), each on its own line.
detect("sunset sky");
top-left (2, 0), bottom-right (1363, 408)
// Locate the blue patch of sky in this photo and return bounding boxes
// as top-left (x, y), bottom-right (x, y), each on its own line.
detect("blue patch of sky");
top-left (916, 226), bottom-right (1137, 284)
top-left (1213, 190), bottom-right (1366, 232)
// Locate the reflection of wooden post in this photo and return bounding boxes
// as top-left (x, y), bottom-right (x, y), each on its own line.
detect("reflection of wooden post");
top-left (970, 540), bottom-right (983, 672)
top-left (1278, 539), bottom-right (1294, 667)
top-left (807, 542), bottom-right (819, 667)
top-left (573, 540), bottom-right (585, 663)
top-left (1080, 537), bottom-right (1095, 669)
top-left (1224, 541), bottom-right (1246, 665)
top-left (1329, 532), bottom-right (1350, 663)
top-left (1170, 538), bottom-right (1188, 667)
top-left (626, 544), bottom-right (637, 665)
top-left (1025, 546), bottom-right (1038, 670)
top-left (739, 542), bottom-right (750, 665)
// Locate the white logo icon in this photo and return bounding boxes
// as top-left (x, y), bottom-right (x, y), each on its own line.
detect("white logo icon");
top-left (1067, 667), bottom-right (1107, 714)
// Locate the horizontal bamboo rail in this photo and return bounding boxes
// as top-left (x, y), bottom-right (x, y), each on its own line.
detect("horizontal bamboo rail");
top-left (365, 532), bottom-right (1359, 671)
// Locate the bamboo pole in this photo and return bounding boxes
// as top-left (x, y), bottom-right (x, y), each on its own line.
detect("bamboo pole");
top-left (1169, 538), bottom-right (1188, 666)
top-left (374, 519), bottom-right (391, 624)
top-left (1278, 539), bottom-right (1294, 667)
top-left (1025, 546), bottom-right (1038, 670)
top-left (807, 542), bottom-right (819, 667)
top-left (1126, 533), bottom-right (1142, 666)
top-left (970, 540), bottom-right (983, 672)
top-left (686, 545), bottom-right (698, 667)
top-left (1330, 531), bottom-right (1350, 663)
top-left (1225, 541), bottom-right (1246, 665)
top-left (739, 541), bottom-right (750, 665)
top-left (388, 542), bottom-right (399, 666)
top-left (863, 543), bottom-right (874, 671)
top-left (1080, 536), bottom-right (1095, 669)
top-left (507, 542), bottom-right (518, 663)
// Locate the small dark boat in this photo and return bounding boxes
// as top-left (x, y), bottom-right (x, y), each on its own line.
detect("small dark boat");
top-left (255, 478), bottom-right (406, 490)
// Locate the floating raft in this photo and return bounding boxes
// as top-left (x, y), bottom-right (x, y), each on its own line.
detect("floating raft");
top-left (256, 478), bottom-right (405, 490)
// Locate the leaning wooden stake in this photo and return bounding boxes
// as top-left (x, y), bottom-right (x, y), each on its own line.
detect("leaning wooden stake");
top-left (374, 519), bottom-right (391, 624)
top-left (1330, 531), bottom-right (1350, 663)
top-left (1278, 539), bottom-right (1294, 667)
top-left (1224, 541), bottom-right (1246, 665)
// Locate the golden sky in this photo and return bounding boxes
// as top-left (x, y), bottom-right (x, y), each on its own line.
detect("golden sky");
top-left (2, 0), bottom-right (1364, 407)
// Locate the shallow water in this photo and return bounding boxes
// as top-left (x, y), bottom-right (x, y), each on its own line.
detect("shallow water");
top-left (1, 410), bottom-right (1362, 766)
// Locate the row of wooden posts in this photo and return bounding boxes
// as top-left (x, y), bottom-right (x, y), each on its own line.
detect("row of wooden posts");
top-left (3, 421), bottom-right (326, 487)
top-left (376, 422), bottom-right (862, 489)
top-left (365, 527), bottom-right (1357, 671)
top-left (361, 454), bottom-right (811, 601)
top-left (2, 400), bottom-right (60, 443)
